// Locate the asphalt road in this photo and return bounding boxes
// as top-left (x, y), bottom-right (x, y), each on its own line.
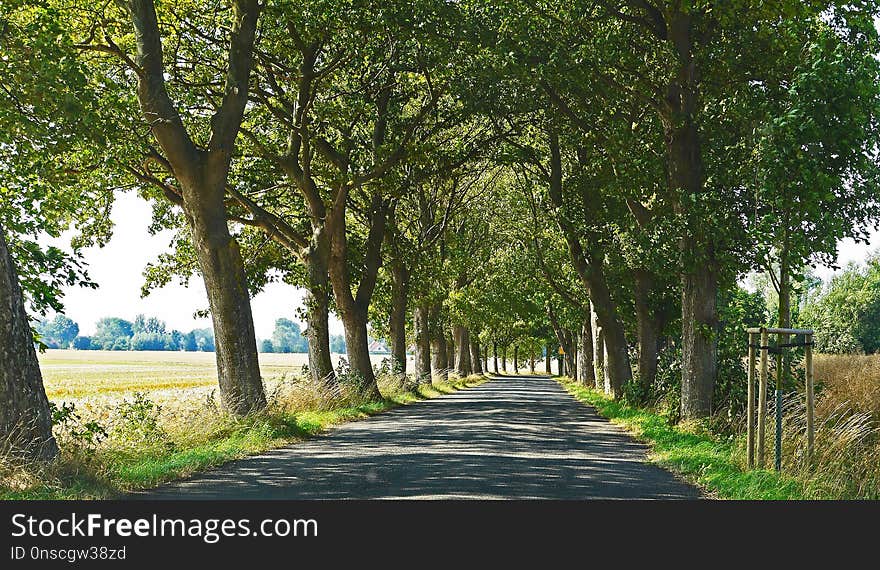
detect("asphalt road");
top-left (141, 375), bottom-right (701, 500)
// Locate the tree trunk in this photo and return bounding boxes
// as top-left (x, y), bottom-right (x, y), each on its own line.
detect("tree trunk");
top-left (529, 347), bottom-right (535, 373)
top-left (565, 334), bottom-right (576, 380)
top-left (0, 226), bottom-right (58, 461)
top-left (603, 340), bottom-right (611, 394)
top-left (502, 345), bottom-right (508, 372)
top-left (431, 310), bottom-right (448, 383)
top-left (126, 0), bottom-right (265, 416)
top-left (389, 262), bottom-right (410, 384)
top-left (446, 333), bottom-right (455, 370)
top-left (545, 343), bottom-right (551, 374)
top-left (513, 346), bottom-right (519, 373)
top-left (188, 189), bottom-right (266, 415)
top-left (414, 303), bottom-right (431, 385)
top-left (431, 333), bottom-right (448, 383)
top-left (634, 270), bottom-right (659, 393)
top-left (327, 191), bottom-right (386, 398)
top-left (578, 317), bottom-right (595, 386)
top-left (593, 309), bottom-right (605, 391)
top-left (493, 342), bottom-right (499, 373)
top-left (680, 246), bottom-right (718, 418)
top-left (303, 231), bottom-right (335, 384)
top-left (777, 242), bottom-right (792, 391)
top-left (469, 338), bottom-right (483, 375)
top-left (340, 309), bottom-right (380, 398)
top-left (585, 276), bottom-right (630, 397)
top-left (453, 325), bottom-right (472, 377)
top-left (547, 129), bottom-right (631, 397)
top-left (663, 12), bottom-right (715, 419)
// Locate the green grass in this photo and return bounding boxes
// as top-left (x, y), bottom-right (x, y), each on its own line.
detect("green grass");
top-left (1, 376), bottom-right (484, 500)
top-left (559, 379), bottom-right (810, 500)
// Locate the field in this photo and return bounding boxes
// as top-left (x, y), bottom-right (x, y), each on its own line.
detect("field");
top-left (38, 349), bottom-right (403, 400)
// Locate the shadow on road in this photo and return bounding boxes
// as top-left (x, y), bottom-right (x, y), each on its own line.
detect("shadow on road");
top-left (140, 375), bottom-right (701, 500)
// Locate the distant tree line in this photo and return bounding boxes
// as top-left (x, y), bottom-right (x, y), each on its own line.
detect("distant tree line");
top-left (37, 314), bottom-right (215, 352)
top-left (36, 314), bottom-right (362, 354)
top-left (258, 318), bottom-right (373, 354)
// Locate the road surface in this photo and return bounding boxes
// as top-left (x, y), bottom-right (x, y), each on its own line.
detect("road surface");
top-left (141, 375), bottom-right (701, 499)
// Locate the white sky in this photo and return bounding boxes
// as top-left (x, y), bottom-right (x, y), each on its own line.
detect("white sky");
top-left (48, 192), bottom-right (345, 339)
top-left (811, 230), bottom-right (880, 281)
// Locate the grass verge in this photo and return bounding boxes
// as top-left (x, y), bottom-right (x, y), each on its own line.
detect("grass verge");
top-left (559, 378), bottom-right (813, 500)
top-left (1, 375), bottom-right (485, 500)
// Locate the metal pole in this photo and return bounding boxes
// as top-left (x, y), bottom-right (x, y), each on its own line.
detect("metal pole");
top-left (775, 331), bottom-right (783, 472)
top-left (747, 331), bottom-right (757, 469)
top-left (757, 329), bottom-right (768, 469)
top-left (805, 333), bottom-right (814, 465)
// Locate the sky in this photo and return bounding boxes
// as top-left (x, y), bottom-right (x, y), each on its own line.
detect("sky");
top-left (47, 192), bottom-right (879, 337)
top-left (47, 192), bottom-right (345, 339)
top-left (813, 230), bottom-right (880, 281)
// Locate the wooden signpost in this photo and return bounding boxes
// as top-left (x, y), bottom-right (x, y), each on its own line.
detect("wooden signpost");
top-left (745, 327), bottom-right (815, 471)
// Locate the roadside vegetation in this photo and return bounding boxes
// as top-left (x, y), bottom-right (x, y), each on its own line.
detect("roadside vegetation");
top-left (0, 371), bottom-right (484, 500)
top-left (562, 355), bottom-right (880, 499)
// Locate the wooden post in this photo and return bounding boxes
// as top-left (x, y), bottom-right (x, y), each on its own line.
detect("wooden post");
top-left (757, 328), bottom-right (769, 469)
top-left (805, 333), bottom-right (814, 465)
top-left (747, 331), bottom-right (757, 469)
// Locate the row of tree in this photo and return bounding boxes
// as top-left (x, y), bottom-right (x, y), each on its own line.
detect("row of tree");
top-left (3, 0), bottom-right (880, 460)
top-left (35, 313), bottom-right (362, 355)
top-left (35, 314), bottom-right (215, 352)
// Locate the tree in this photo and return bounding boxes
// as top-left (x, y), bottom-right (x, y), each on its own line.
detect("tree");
top-left (1, 0), bottom-right (110, 323)
top-left (134, 315), bottom-right (166, 335)
top-left (192, 329), bottom-right (216, 353)
top-left (801, 256), bottom-right (880, 354)
top-left (36, 315), bottom-right (80, 349)
top-left (754, 19), bottom-right (880, 348)
top-left (330, 334), bottom-right (347, 354)
top-left (590, 1), bottom-right (856, 418)
top-left (0, 223), bottom-right (57, 460)
top-left (228, 0), bottom-right (450, 395)
top-left (271, 319), bottom-right (308, 354)
top-left (130, 333), bottom-right (163, 351)
top-left (77, 0), bottom-right (266, 415)
top-left (92, 317), bottom-right (133, 350)
top-left (183, 332), bottom-right (199, 352)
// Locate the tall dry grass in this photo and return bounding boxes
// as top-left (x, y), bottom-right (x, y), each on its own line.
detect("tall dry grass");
top-left (734, 354), bottom-right (880, 498)
top-left (814, 354), bottom-right (880, 419)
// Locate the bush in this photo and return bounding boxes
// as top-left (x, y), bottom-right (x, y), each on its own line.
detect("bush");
top-left (111, 337), bottom-right (129, 351)
top-left (642, 286), bottom-right (766, 427)
top-left (50, 402), bottom-right (107, 456)
top-left (111, 392), bottom-right (169, 449)
top-left (814, 328), bottom-right (863, 355)
top-left (652, 344), bottom-right (682, 419)
top-left (130, 332), bottom-right (174, 351)
top-left (72, 336), bottom-right (91, 350)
